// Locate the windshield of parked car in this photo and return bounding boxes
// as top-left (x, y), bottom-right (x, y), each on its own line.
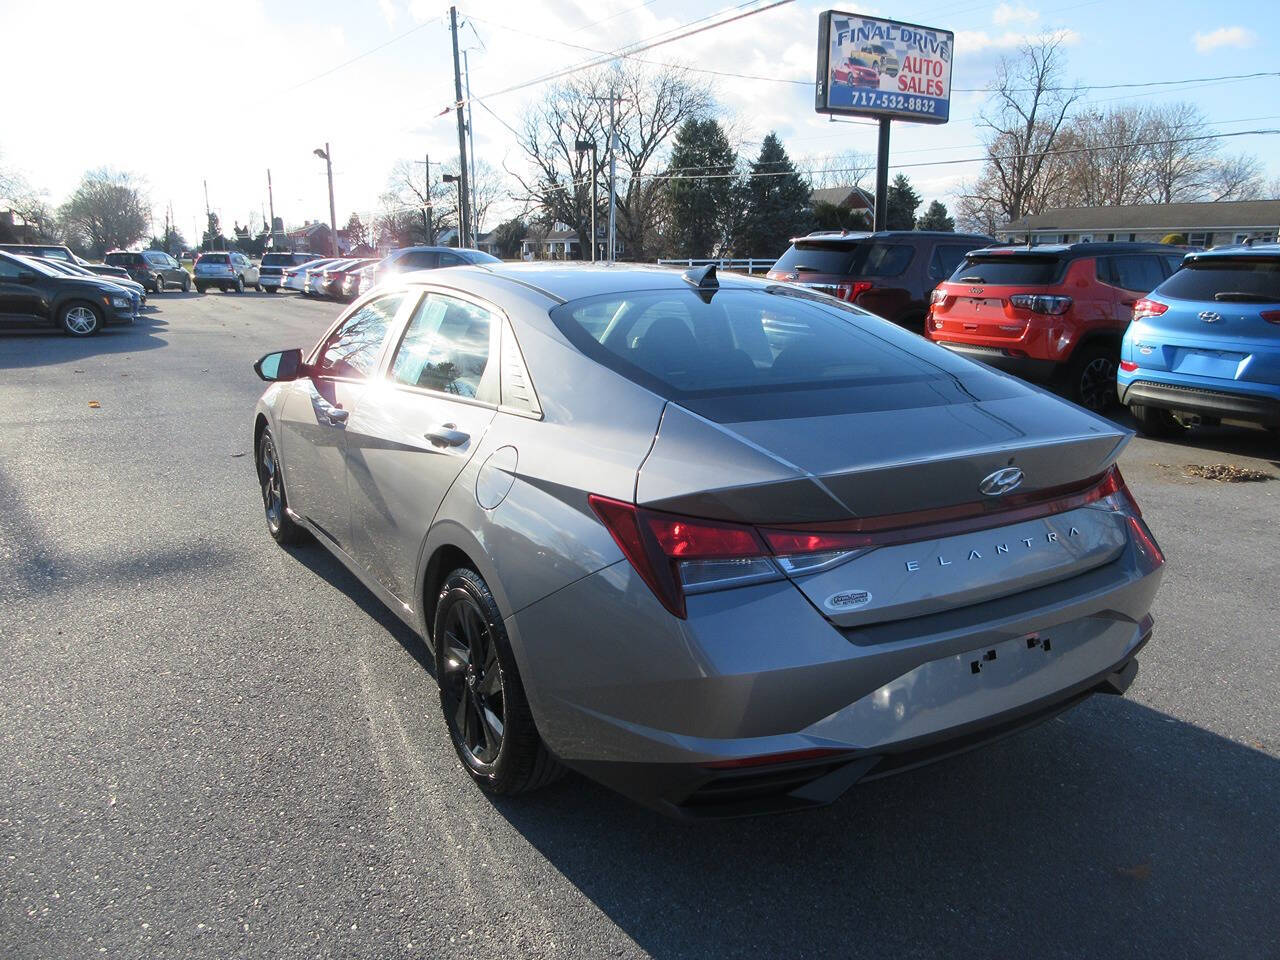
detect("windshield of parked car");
top-left (466, 250), bottom-right (501, 264)
top-left (14, 255), bottom-right (60, 277)
top-left (952, 253), bottom-right (1062, 285)
top-left (1156, 258), bottom-right (1280, 303)
top-left (550, 287), bottom-right (1010, 422)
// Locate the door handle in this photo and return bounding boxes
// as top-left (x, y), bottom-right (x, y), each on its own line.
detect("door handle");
top-left (425, 423), bottom-right (469, 447)
top-left (325, 408), bottom-right (350, 425)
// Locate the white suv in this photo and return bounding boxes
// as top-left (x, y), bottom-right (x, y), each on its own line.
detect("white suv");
top-left (194, 252), bottom-right (261, 294)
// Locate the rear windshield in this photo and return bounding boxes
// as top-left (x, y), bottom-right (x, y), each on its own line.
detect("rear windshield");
top-left (1156, 258), bottom-right (1280, 303)
top-left (952, 254), bottom-right (1062, 285)
top-left (772, 242), bottom-right (856, 275)
top-left (105, 252), bottom-right (143, 266)
top-left (261, 253), bottom-right (294, 267)
top-left (199, 254), bottom-right (230, 265)
top-left (549, 288), bottom-right (1009, 422)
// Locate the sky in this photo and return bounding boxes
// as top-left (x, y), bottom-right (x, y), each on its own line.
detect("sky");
top-left (2, 0), bottom-right (1277, 244)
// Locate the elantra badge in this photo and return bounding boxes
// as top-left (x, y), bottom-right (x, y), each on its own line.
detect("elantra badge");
top-left (825, 589), bottom-right (872, 611)
top-left (979, 467), bottom-right (1024, 497)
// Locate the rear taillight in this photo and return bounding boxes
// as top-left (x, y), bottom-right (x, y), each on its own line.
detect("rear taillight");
top-left (835, 280), bottom-right (873, 302)
top-left (1119, 360), bottom-right (1139, 372)
top-left (1261, 310), bottom-right (1280, 325)
top-left (1132, 298), bottom-right (1168, 322)
top-left (1010, 294), bottom-right (1072, 315)
top-left (930, 288), bottom-right (949, 306)
top-left (588, 465), bottom-right (1156, 619)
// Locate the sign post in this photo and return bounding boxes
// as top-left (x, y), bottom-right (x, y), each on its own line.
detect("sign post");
top-left (815, 11), bottom-right (954, 230)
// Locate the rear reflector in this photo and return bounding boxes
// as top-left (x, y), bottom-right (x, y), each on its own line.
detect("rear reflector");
top-left (1262, 310), bottom-right (1280, 325)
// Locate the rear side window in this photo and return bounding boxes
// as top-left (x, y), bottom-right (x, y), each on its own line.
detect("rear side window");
top-left (772, 242), bottom-right (856, 275)
top-left (550, 288), bottom-right (1007, 422)
top-left (928, 244), bottom-right (972, 281)
top-left (953, 254), bottom-right (1062, 285)
top-left (389, 293), bottom-right (492, 397)
top-left (1156, 259), bottom-right (1280, 303)
top-left (1103, 255), bottom-right (1165, 292)
top-left (398, 251), bottom-right (437, 269)
top-left (846, 242), bottom-right (914, 277)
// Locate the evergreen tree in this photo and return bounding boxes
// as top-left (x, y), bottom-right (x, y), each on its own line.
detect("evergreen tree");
top-left (916, 199), bottom-right (955, 231)
top-left (885, 173), bottom-right (922, 230)
top-left (735, 133), bottom-right (811, 258)
top-left (665, 118), bottom-right (738, 259)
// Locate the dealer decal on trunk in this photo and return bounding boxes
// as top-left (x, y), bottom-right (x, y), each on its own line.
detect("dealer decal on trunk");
top-left (825, 589), bottom-right (873, 611)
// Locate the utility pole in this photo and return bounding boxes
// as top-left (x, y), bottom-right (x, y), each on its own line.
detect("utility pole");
top-left (314, 143), bottom-right (338, 257)
top-left (202, 179), bottom-right (212, 250)
top-left (463, 50), bottom-right (480, 247)
top-left (873, 119), bottom-right (890, 232)
top-left (575, 139), bottom-right (598, 262)
top-left (414, 155), bottom-right (433, 244)
top-left (449, 6), bottom-right (472, 250)
top-left (592, 92), bottom-right (623, 261)
top-left (267, 169), bottom-right (276, 238)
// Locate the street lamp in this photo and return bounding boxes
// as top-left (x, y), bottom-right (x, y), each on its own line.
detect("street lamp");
top-left (443, 174), bottom-right (464, 248)
top-left (575, 139), bottom-right (598, 263)
top-left (313, 144), bottom-right (338, 257)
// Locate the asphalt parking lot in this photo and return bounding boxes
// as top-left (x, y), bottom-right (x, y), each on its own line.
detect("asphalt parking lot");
top-left (2, 291), bottom-right (1277, 960)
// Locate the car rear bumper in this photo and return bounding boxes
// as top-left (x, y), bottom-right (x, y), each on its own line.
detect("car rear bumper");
top-left (508, 525), bottom-right (1163, 818)
top-left (935, 340), bottom-right (1059, 379)
top-left (1120, 377), bottom-right (1280, 426)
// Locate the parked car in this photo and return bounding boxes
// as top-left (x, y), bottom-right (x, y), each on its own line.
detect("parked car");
top-left (344, 263), bottom-right (377, 301)
top-left (38, 258), bottom-right (146, 313)
top-left (859, 43), bottom-right (900, 76)
top-left (249, 262), bottom-right (1164, 817)
top-left (767, 230), bottom-right (994, 333)
top-left (0, 251), bottom-right (137, 335)
top-left (104, 250), bottom-right (191, 293)
top-left (0, 243), bottom-right (132, 282)
top-left (832, 54), bottom-right (879, 88)
top-left (259, 252), bottom-right (318, 293)
top-left (282, 258), bottom-right (333, 293)
top-left (1118, 243), bottom-right (1280, 438)
top-left (194, 251), bottom-right (260, 293)
top-left (366, 246), bottom-right (500, 289)
top-left (320, 258), bottom-right (377, 300)
top-left (927, 243), bottom-right (1183, 410)
top-left (303, 258), bottom-right (352, 296)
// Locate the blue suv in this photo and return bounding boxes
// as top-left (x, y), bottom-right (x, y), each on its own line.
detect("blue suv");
top-left (1118, 243), bottom-right (1280, 438)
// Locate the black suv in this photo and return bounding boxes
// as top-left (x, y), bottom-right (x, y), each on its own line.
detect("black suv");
top-left (0, 251), bottom-right (137, 335)
top-left (766, 230), bottom-right (995, 332)
top-left (104, 250), bottom-right (191, 293)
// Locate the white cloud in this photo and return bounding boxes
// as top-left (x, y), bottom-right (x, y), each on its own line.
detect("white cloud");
top-left (992, 3), bottom-right (1039, 26)
top-left (955, 26), bottom-right (1080, 52)
top-left (378, 0), bottom-right (397, 27)
top-left (1192, 26), bottom-right (1256, 53)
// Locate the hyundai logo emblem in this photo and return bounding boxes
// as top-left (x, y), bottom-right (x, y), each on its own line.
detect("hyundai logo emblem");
top-left (1198, 311), bottom-right (1221, 323)
top-left (979, 467), bottom-right (1024, 497)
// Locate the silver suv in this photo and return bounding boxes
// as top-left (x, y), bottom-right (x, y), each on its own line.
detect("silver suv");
top-left (194, 252), bottom-right (260, 294)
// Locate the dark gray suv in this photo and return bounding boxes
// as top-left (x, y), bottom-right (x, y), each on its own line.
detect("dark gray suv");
top-left (104, 250), bottom-right (191, 293)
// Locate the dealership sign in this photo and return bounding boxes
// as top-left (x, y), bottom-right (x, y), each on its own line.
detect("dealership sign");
top-left (815, 11), bottom-right (953, 124)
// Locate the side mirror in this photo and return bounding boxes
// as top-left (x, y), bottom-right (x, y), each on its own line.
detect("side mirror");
top-left (254, 348), bottom-right (303, 382)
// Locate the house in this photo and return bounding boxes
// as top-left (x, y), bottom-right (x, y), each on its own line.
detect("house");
top-left (1005, 200), bottom-right (1280, 248)
top-left (810, 185), bottom-right (875, 216)
top-left (519, 222), bottom-right (614, 260)
top-left (286, 220), bottom-right (335, 254)
top-left (0, 209), bottom-right (40, 244)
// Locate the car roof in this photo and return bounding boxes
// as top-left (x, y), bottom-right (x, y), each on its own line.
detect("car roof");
top-left (394, 261), bottom-right (786, 306)
top-left (1185, 242), bottom-right (1280, 260)
top-left (791, 230), bottom-right (994, 244)
top-left (965, 241), bottom-right (1178, 257)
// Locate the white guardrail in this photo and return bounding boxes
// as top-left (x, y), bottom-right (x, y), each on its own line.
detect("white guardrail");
top-left (656, 258), bottom-right (775, 275)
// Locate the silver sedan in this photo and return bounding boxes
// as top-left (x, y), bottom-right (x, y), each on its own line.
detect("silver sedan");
top-left (251, 263), bottom-right (1165, 817)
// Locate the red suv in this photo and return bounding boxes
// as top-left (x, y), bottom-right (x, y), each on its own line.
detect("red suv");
top-left (927, 243), bottom-right (1186, 410)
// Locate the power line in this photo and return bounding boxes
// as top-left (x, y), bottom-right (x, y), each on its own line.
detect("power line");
top-left (566, 0), bottom-right (661, 35)
top-left (441, 0), bottom-right (794, 113)
top-left (282, 10), bottom-right (447, 93)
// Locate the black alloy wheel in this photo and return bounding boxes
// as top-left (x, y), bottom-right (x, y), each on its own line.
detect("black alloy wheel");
top-left (1067, 344), bottom-right (1118, 412)
top-left (257, 428), bottom-right (304, 545)
top-left (434, 569), bottom-right (562, 794)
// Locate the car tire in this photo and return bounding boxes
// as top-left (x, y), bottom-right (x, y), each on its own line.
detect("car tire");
top-left (181, 274), bottom-right (191, 293)
top-left (155, 275), bottom-right (165, 294)
top-left (59, 301), bottom-right (103, 337)
top-left (234, 276), bottom-right (245, 294)
top-left (1129, 403), bottom-right (1190, 439)
top-left (257, 428), bottom-right (306, 546)
top-left (434, 568), bottom-right (563, 796)
top-left (1063, 343), bottom-right (1118, 411)
top-left (254, 282), bottom-right (262, 292)
top-left (195, 283), bottom-right (207, 294)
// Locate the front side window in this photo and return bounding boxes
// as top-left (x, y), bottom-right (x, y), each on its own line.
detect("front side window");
top-left (0, 254), bottom-right (24, 279)
top-left (314, 294), bottom-right (404, 379)
top-left (389, 293), bottom-right (492, 397)
top-left (400, 251), bottom-right (438, 270)
top-left (438, 252), bottom-right (465, 267)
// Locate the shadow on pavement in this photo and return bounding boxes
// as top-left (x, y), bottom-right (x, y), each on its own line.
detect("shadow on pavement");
top-left (276, 527), bottom-right (1277, 958)
top-left (0, 317), bottom-right (168, 369)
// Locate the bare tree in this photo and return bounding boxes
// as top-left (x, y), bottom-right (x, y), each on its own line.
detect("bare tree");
top-left (804, 149), bottom-right (874, 192)
top-left (511, 61), bottom-right (711, 260)
top-left (1207, 152), bottom-right (1264, 201)
top-left (57, 168), bottom-right (149, 257)
top-left (378, 156), bottom-right (506, 247)
top-left (1060, 105), bottom-right (1156, 207)
top-left (966, 35), bottom-right (1082, 227)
